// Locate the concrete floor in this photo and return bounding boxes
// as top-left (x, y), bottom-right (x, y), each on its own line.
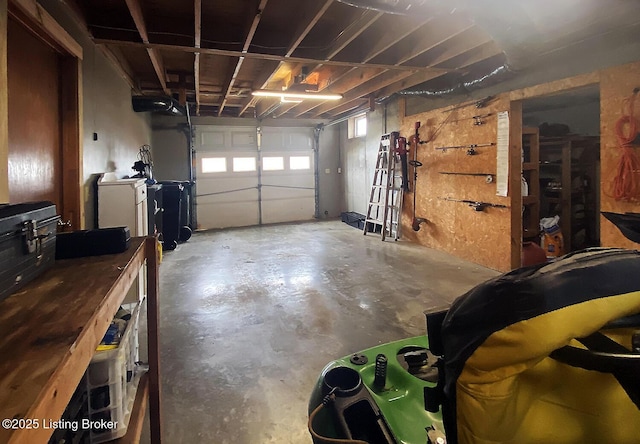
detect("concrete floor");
top-left (156, 220), bottom-right (499, 443)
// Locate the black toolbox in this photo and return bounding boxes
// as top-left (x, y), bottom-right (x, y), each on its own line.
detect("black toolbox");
top-left (0, 201), bottom-right (60, 302)
top-left (55, 227), bottom-right (131, 259)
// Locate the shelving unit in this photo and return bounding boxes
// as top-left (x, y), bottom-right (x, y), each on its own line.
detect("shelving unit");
top-left (0, 237), bottom-right (162, 443)
top-left (539, 135), bottom-right (599, 251)
top-left (522, 127), bottom-right (540, 239)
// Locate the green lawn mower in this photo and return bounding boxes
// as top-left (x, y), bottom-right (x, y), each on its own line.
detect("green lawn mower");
top-left (308, 213), bottom-right (640, 444)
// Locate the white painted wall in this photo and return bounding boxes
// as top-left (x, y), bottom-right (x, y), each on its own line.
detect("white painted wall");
top-left (340, 100), bottom-right (400, 215)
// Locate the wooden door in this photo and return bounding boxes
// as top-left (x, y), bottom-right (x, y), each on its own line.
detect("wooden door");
top-left (7, 17), bottom-right (62, 208)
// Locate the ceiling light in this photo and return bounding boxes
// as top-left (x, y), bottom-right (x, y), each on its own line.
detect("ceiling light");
top-left (280, 97), bottom-right (303, 104)
top-left (251, 90), bottom-right (342, 101)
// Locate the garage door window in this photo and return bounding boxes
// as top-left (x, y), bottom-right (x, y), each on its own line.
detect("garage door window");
top-left (202, 157), bottom-right (226, 173)
top-left (233, 157), bottom-right (256, 172)
top-left (262, 156), bottom-right (284, 171)
top-left (290, 156), bottom-right (311, 170)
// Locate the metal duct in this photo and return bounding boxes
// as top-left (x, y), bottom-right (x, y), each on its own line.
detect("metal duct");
top-left (132, 96), bottom-right (185, 116)
top-left (398, 62), bottom-right (515, 99)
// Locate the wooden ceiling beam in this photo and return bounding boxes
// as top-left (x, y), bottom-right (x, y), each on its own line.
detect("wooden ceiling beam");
top-left (310, 69), bottom-right (415, 117)
top-left (237, 59), bottom-right (281, 117)
top-left (286, 0), bottom-right (333, 57)
top-left (361, 16), bottom-right (433, 63)
top-left (272, 65), bottom-right (351, 117)
top-left (434, 40), bottom-right (503, 69)
top-left (123, 0), bottom-right (170, 95)
top-left (413, 27), bottom-right (493, 67)
top-left (219, 0), bottom-right (269, 116)
top-left (194, 0), bottom-right (201, 115)
top-left (93, 39), bottom-right (449, 73)
top-left (301, 98), bottom-right (367, 119)
top-left (292, 67), bottom-right (386, 117)
top-left (318, 38), bottom-right (504, 119)
top-left (238, 0), bottom-right (333, 117)
top-left (323, 9), bottom-right (383, 60)
top-left (393, 18), bottom-right (474, 66)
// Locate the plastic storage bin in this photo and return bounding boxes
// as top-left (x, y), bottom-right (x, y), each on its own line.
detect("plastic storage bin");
top-left (48, 303), bottom-right (144, 444)
top-left (85, 303), bottom-right (143, 443)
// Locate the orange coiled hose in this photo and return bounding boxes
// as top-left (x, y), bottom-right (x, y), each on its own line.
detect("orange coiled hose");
top-left (611, 91), bottom-right (640, 201)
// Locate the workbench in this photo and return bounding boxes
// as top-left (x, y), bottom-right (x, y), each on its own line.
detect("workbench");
top-left (0, 237), bottom-right (162, 443)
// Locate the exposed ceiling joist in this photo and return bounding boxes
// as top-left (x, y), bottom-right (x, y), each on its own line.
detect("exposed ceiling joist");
top-left (123, 0), bottom-right (170, 95)
top-left (219, 0), bottom-right (269, 116)
top-left (79, 0), bottom-right (636, 119)
top-left (323, 9), bottom-right (383, 60)
top-left (92, 39), bottom-right (450, 73)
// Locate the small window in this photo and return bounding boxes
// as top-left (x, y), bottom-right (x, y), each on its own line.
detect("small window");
top-left (202, 157), bottom-right (226, 173)
top-left (262, 156), bottom-right (284, 171)
top-left (233, 157), bottom-right (256, 172)
top-left (354, 115), bottom-right (367, 137)
top-left (348, 113), bottom-right (367, 139)
top-left (290, 156), bottom-right (311, 170)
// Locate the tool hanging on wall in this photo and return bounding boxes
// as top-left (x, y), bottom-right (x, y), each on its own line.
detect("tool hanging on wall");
top-left (396, 136), bottom-right (410, 191)
top-left (435, 142), bottom-right (495, 155)
top-left (442, 95), bottom-right (496, 113)
top-left (472, 113), bottom-right (492, 126)
top-left (449, 113), bottom-right (493, 126)
top-left (409, 122), bottom-right (427, 231)
top-left (439, 172), bottom-right (495, 183)
top-left (440, 197), bottom-right (508, 211)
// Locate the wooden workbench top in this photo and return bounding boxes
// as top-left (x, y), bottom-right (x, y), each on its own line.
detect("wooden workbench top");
top-left (0, 238), bottom-right (147, 444)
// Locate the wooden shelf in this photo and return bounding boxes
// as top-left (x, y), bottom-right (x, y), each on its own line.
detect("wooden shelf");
top-left (539, 135), bottom-right (600, 251)
top-left (522, 127), bottom-right (540, 240)
top-left (0, 237), bottom-right (162, 444)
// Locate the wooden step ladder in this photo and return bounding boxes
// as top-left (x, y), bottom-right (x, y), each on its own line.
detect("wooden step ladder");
top-left (363, 132), bottom-right (404, 241)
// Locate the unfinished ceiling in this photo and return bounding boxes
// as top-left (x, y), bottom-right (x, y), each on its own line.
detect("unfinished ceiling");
top-left (66, 0), bottom-right (640, 120)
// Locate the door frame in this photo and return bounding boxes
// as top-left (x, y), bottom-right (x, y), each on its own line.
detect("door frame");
top-left (3, 0), bottom-right (83, 228)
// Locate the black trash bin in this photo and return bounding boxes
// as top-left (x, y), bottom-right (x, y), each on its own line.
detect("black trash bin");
top-left (159, 181), bottom-right (192, 250)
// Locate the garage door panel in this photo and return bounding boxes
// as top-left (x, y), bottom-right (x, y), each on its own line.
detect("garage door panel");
top-left (261, 186), bottom-right (313, 200)
top-left (261, 131), bottom-right (285, 150)
top-left (195, 125), bottom-right (259, 229)
top-left (261, 197), bottom-right (314, 224)
top-left (197, 201), bottom-right (260, 229)
top-left (260, 127), bottom-right (315, 223)
top-left (197, 187), bottom-right (258, 204)
top-left (198, 128), bottom-right (257, 151)
top-left (199, 130), bottom-right (225, 148)
top-left (286, 132), bottom-right (313, 150)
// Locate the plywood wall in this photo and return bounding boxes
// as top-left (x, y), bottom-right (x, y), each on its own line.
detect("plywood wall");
top-left (600, 61), bottom-right (640, 249)
top-left (400, 61), bottom-right (640, 269)
top-left (400, 95), bottom-right (513, 271)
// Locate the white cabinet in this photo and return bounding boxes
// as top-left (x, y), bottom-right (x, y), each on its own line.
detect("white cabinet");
top-left (98, 174), bottom-right (149, 236)
top-left (97, 174), bottom-right (149, 302)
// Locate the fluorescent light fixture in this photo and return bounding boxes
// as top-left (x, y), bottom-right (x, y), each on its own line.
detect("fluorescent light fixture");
top-left (280, 97), bottom-right (303, 104)
top-left (251, 90), bottom-right (342, 100)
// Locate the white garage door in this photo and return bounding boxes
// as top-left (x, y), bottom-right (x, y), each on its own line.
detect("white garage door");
top-left (194, 125), bottom-right (315, 230)
top-left (260, 127), bottom-right (315, 224)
